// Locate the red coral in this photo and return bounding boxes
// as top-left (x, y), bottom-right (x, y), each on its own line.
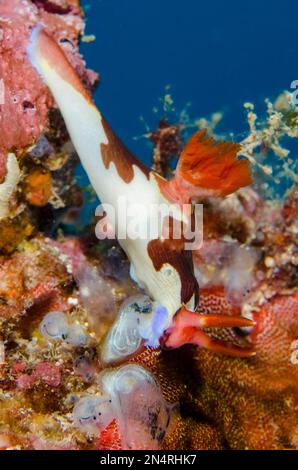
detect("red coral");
top-left (33, 362), bottom-right (61, 387)
top-left (0, 1), bottom-right (53, 166)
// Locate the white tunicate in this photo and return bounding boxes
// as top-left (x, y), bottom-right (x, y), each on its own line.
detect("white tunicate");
top-left (72, 395), bottom-right (114, 436)
top-left (100, 365), bottom-right (174, 450)
top-left (101, 295), bottom-right (153, 364)
top-left (0, 153), bottom-right (21, 220)
top-left (65, 323), bottom-right (87, 346)
top-left (40, 311), bottom-right (70, 341)
top-left (40, 312), bottom-right (88, 346)
top-left (194, 241), bottom-right (260, 304)
top-left (73, 365), bottom-right (174, 448)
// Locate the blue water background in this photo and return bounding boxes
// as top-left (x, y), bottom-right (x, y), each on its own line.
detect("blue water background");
top-left (74, 0), bottom-right (297, 224)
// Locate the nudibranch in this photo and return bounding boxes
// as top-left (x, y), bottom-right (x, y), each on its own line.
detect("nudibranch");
top-left (28, 26), bottom-right (255, 357)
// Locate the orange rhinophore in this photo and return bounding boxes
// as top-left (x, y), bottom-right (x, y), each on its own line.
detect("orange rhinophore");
top-left (165, 129), bottom-right (253, 202)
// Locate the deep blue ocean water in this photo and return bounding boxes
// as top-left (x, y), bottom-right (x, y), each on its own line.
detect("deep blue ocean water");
top-left (74, 0), bottom-right (297, 224)
top-left (80, 0), bottom-right (297, 163)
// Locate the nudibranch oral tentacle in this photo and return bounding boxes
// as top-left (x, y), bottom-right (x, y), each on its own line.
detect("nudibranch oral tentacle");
top-left (27, 26), bottom-right (254, 357)
top-left (162, 307), bottom-right (256, 357)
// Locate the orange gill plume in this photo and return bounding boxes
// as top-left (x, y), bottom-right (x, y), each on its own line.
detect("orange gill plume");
top-left (163, 129), bottom-right (253, 203)
top-left (179, 129), bottom-right (253, 195)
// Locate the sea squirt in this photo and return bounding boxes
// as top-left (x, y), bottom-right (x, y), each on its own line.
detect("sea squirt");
top-left (73, 364), bottom-right (175, 450)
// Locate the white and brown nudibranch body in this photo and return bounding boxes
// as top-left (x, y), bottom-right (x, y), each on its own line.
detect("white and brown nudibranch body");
top-left (27, 26), bottom-right (255, 357)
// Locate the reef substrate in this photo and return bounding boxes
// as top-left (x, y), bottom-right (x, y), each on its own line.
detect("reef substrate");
top-left (0, 0), bottom-right (297, 451)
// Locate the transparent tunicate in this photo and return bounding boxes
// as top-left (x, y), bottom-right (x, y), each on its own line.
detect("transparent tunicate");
top-left (101, 295), bottom-right (169, 364)
top-left (72, 395), bottom-right (114, 435)
top-left (65, 323), bottom-right (87, 346)
top-left (101, 295), bottom-right (151, 363)
top-left (40, 312), bottom-right (87, 346)
top-left (73, 364), bottom-right (174, 449)
top-left (101, 365), bottom-right (174, 449)
top-left (39, 312), bottom-right (70, 341)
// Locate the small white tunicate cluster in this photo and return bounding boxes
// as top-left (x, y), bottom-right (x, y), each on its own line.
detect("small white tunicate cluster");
top-left (39, 311), bottom-right (87, 346)
top-left (72, 395), bottom-right (114, 435)
top-left (73, 364), bottom-right (174, 449)
top-left (101, 295), bottom-right (169, 364)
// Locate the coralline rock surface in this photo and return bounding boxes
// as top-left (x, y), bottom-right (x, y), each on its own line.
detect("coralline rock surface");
top-left (0, 229), bottom-right (296, 450)
top-left (0, 0), bottom-right (97, 167)
top-left (0, 0), bottom-right (297, 452)
top-left (0, 0), bottom-right (98, 240)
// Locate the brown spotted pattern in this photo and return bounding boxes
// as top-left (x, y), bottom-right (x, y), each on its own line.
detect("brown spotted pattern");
top-left (147, 215), bottom-right (199, 307)
top-left (101, 119), bottom-right (150, 183)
